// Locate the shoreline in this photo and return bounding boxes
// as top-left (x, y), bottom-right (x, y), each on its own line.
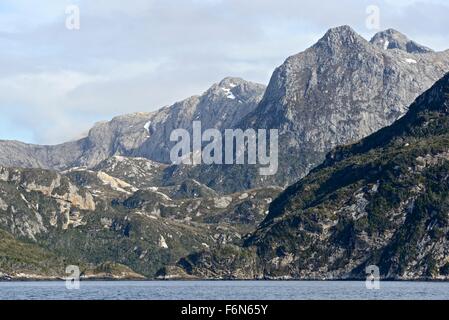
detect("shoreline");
top-left (2, 278), bottom-right (449, 283)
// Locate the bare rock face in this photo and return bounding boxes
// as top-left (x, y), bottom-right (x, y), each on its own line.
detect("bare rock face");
top-left (92, 156), bottom-right (169, 189)
top-left (2, 27), bottom-right (447, 195)
top-left (370, 28), bottom-right (433, 53)
top-left (244, 74), bottom-right (449, 280)
top-left (0, 78), bottom-right (265, 170)
top-left (133, 77), bottom-right (266, 163)
top-left (0, 154), bottom-right (281, 278)
top-left (178, 26), bottom-right (449, 193)
top-left (0, 166), bottom-right (96, 239)
top-left (0, 113), bottom-right (152, 170)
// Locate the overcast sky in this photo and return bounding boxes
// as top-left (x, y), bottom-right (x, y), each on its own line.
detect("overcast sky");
top-left (1, 0), bottom-right (448, 145)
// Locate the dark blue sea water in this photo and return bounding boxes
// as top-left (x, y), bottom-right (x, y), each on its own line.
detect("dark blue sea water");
top-left (1, 281), bottom-right (448, 300)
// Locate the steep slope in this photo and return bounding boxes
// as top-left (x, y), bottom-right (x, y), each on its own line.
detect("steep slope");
top-left (370, 29), bottom-right (433, 53)
top-left (170, 73), bottom-right (449, 280)
top-left (2, 27), bottom-right (447, 196)
top-left (0, 166), bottom-right (243, 278)
top-left (0, 158), bottom-right (280, 278)
top-left (0, 78), bottom-right (265, 170)
top-left (134, 77), bottom-right (266, 164)
top-left (250, 26), bottom-right (449, 185)
top-left (169, 26), bottom-right (449, 193)
top-left (118, 186), bottom-right (282, 234)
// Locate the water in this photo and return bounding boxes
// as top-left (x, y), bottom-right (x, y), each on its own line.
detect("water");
top-left (0, 281), bottom-right (448, 300)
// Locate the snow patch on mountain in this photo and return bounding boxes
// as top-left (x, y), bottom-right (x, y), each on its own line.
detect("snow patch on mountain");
top-left (222, 87), bottom-right (236, 100)
top-left (159, 235), bottom-right (169, 249)
top-left (144, 121), bottom-right (151, 133)
top-left (405, 58), bottom-right (417, 64)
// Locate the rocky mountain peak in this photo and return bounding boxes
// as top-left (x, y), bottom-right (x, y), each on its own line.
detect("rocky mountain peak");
top-left (205, 77), bottom-right (265, 104)
top-left (316, 25), bottom-right (368, 49)
top-left (370, 28), bottom-right (433, 53)
top-left (218, 77), bottom-right (246, 88)
top-left (217, 25), bottom-right (449, 193)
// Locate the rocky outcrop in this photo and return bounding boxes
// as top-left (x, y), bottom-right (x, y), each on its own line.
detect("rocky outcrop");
top-left (80, 262), bottom-right (146, 280)
top-left (1, 28), bottom-right (447, 196)
top-left (119, 185), bottom-right (282, 234)
top-left (170, 26), bottom-right (449, 193)
top-left (93, 156), bottom-right (168, 189)
top-left (0, 156), bottom-right (280, 278)
top-left (0, 78), bottom-right (265, 171)
top-left (0, 166), bottom-right (96, 238)
top-left (134, 77), bottom-right (266, 164)
top-left (2, 26), bottom-right (449, 281)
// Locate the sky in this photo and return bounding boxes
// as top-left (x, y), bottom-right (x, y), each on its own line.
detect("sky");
top-left (0, 0), bottom-right (448, 145)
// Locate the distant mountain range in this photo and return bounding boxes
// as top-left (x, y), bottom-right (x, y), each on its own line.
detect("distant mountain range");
top-left (175, 26), bottom-right (449, 193)
top-left (1, 26), bottom-right (449, 280)
top-left (0, 77), bottom-right (265, 170)
top-left (2, 27), bottom-right (449, 194)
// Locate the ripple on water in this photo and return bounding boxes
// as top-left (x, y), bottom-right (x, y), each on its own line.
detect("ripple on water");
top-left (0, 281), bottom-right (449, 300)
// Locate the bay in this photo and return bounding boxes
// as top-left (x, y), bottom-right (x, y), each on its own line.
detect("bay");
top-left (1, 281), bottom-right (449, 300)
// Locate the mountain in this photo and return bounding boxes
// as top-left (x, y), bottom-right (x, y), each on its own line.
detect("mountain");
top-left (134, 77), bottom-right (266, 164)
top-left (0, 155), bottom-right (280, 279)
top-left (1, 27), bottom-right (448, 196)
top-left (3, 27), bottom-right (449, 196)
top-left (0, 77), bottom-right (265, 170)
top-left (92, 156), bottom-right (169, 189)
top-left (370, 29), bottom-right (433, 53)
top-left (168, 72), bottom-right (449, 280)
top-left (2, 26), bottom-right (449, 280)
top-left (167, 26), bottom-right (449, 193)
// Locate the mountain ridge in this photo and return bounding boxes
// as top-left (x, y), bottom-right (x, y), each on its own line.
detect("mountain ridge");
top-left (2, 26), bottom-right (449, 280)
top-left (370, 28), bottom-right (434, 53)
top-left (167, 72), bottom-right (449, 280)
top-left (161, 26), bottom-right (449, 194)
top-left (0, 77), bottom-right (265, 170)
